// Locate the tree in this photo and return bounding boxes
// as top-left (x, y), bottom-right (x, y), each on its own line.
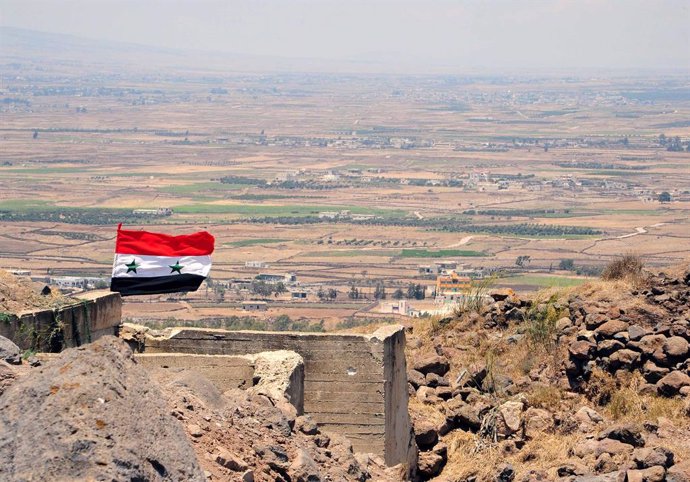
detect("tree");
top-left (406, 283), bottom-right (417, 299)
top-left (32, 130), bottom-right (38, 139)
top-left (373, 281), bottom-right (386, 300)
top-left (658, 191), bottom-right (672, 203)
top-left (317, 287), bottom-right (326, 300)
top-left (327, 288), bottom-right (338, 300)
top-left (274, 282), bottom-right (287, 294)
top-left (559, 259), bottom-right (575, 271)
top-left (348, 284), bottom-right (359, 300)
top-left (393, 287), bottom-right (404, 300)
top-left (414, 284), bottom-right (426, 300)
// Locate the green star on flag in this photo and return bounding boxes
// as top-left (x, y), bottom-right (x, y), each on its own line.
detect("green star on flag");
top-left (125, 259), bottom-right (140, 273)
top-left (169, 260), bottom-right (184, 274)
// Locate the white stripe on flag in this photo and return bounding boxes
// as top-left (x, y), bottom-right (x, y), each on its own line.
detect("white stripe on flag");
top-left (112, 254), bottom-right (211, 278)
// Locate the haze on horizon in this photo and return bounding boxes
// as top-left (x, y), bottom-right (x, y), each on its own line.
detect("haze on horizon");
top-left (1, 0), bottom-right (689, 74)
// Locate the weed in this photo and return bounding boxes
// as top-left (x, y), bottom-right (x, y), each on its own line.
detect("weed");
top-left (452, 276), bottom-right (495, 318)
top-left (602, 253), bottom-right (645, 282)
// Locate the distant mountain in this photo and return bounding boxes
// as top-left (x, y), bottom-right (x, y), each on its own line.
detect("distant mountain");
top-left (0, 26), bottom-right (375, 74)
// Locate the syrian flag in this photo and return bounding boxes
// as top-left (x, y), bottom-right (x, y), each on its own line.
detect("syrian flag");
top-left (110, 225), bottom-right (215, 296)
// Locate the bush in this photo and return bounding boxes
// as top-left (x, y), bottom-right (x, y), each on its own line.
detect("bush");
top-left (601, 253), bottom-right (644, 281)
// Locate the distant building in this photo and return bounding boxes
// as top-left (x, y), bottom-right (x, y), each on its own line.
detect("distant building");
top-left (256, 273), bottom-right (296, 284)
top-left (436, 271), bottom-right (471, 296)
top-left (242, 301), bottom-right (267, 311)
top-left (380, 300), bottom-right (410, 316)
top-left (50, 276), bottom-right (108, 290)
top-left (245, 261), bottom-right (269, 269)
top-left (7, 269), bottom-right (31, 277)
top-left (318, 211), bottom-right (339, 219)
top-left (132, 208), bottom-right (173, 216)
top-left (351, 214), bottom-right (376, 221)
top-left (291, 291), bottom-right (308, 299)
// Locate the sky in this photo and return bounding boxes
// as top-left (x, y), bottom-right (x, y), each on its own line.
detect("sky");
top-left (1, 0), bottom-right (689, 73)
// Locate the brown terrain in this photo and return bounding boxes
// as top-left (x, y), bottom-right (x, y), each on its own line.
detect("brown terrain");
top-left (0, 261), bottom-right (689, 481)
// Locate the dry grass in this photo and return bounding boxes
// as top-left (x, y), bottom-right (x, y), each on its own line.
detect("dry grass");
top-left (441, 430), bottom-right (581, 481)
top-left (601, 253), bottom-right (646, 285)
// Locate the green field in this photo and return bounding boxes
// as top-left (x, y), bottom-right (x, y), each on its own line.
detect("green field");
top-left (504, 274), bottom-right (594, 288)
top-left (400, 249), bottom-right (486, 258)
top-left (224, 238), bottom-right (289, 248)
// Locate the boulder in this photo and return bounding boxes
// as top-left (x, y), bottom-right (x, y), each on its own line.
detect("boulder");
top-left (642, 361), bottom-right (670, 383)
top-left (523, 407), bottom-right (553, 437)
top-left (628, 325), bottom-right (650, 341)
top-left (413, 355), bottom-right (450, 376)
top-left (595, 438), bottom-right (634, 457)
top-left (609, 349), bottom-right (641, 370)
top-left (626, 466), bottom-right (665, 482)
top-left (597, 339), bottom-right (625, 357)
top-left (575, 406), bottom-right (603, 424)
top-left (414, 420), bottom-right (439, 450)
top-left (667, 461), bottom-right (690, 482)
top-left (289, 449), bottom-right (320, 482)
top-left (639, 335), bottom-right (667, 356)
top-left (596, 320), bottom-right (629, 338)
top-left (498, 400), bottom-right (524, 436)
top-left (586, 313), bottom-right (609, 329)
top-left (0, 336), bottom-right (205, 482)
top-left (570, 340), bottom-right (596, 360)
top-left (408, 369), bottom-right (427, 389)
top-left (632, 447), bottom-right (674, 469)
top-left (656, 370), bottom-right (690, 396)
top-left (216, 447), bottom-right (248, 472)
top-left (0, 336), bottom-right (21, 365)
top-left (663, 336), bottom-right (689, 357)
top-left (495, 463), bottom-right (515, 482)
top-left (417, 450), bottom-right (445, 479)
top-left (598, 424), bottom-right (645, 447)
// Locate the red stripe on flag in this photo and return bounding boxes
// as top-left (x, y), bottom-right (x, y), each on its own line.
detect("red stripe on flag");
top-left (115, 227), bottom-right (215, 256)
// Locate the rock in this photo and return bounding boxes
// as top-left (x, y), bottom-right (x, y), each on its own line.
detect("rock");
top-left (575, 406), bottom-right (604, 424)
top-left (417, 450), bottom-right (445, 478)
top-left (556, 317), bottom-right (573, 332)
top-left (0, 336), bottom-right (205, 482)
top-left (425, 372), bottom-right (442, 387)
top-left (628, 325), bottom-right (649, 341)
top-left (609, 349), bottom-right (641, 370)
top-left (663, 336), bottom-right (689, 357)
top-left (597, 339), bottom-right (625, 357)
top-left (407, 369), bottom-right (426, 389)
top-left (639, 335), bottom-right (667, 356)
top-left (570, 472), bottom-right (620, 482)
top-left (667, 461), bottom-right (690, 482)
top-left (498, 401), bottom-right (524, 435)
top-left (626, 466), bottom-right (665, 482)
top-left (586, 313), bottom-right (609, 329)
top-left (642, 361), bottom-right (670, 383)
top-left (656, 370), bottom-right (690, 396)
top-left (596, 320), bottom-right (629, 338)
top-left (524, 408), bottom-right (553, 437)
top-left (557, 462), bottom-right (589, 477)
top-left (632, 447), bottom-right (674, 469)
top-left (594, 438), bottom-right (634, 457)
top-left (495, 463), bottom-right (515, 482)
top-left (414, 420), bottom-right (438, 450)
top-left (416, 386), bottom-right (441, 404)
top-left (295, 415), bottom-right (318, 436)
top-left (215, 447), bottom-right (248, 472)
top-left (413, 355), bottom-right (450, 376)
top-left (289, 449), bottom-right (320, 482)
top-left (242, 470), bottom-right (255, 482)
top-left (598, 424), bottom-right (645, 447)
top-left (594, 453), bottom-right (617, 474)
top-left (436, 386), bottom-right (453, 400)
top-left (570, 340), bottom-right (596, 360)
top-left (188, 423), bottom-right (204, 437)
top-left (0, 336), bottom-right (21, 365)
top-left (444, 398), bottom-right (482, 431)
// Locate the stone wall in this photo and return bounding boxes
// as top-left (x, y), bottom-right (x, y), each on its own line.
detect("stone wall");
top-left (0, 291), bottom-right (122, 352)
top-left (137, 324), bottom-right (416, 468)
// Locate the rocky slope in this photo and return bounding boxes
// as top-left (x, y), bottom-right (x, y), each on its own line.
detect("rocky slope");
top-left (405, 265), bottom-right (690, 481)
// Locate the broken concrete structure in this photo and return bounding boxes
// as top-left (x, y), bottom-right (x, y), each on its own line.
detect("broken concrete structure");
top-left (0, 291), bottom-right (121, 352)
top-left (131, 324), bottom-right (416, 469)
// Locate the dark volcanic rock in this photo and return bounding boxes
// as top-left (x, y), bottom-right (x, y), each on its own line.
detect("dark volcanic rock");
top-left (413, 355), bottom-right (450, 376)
top-left (0, 336), bottom-right (21, 365)
top-left (598, 424), bottom-right (645, 447)
top-left (656, 370), bottom-right (690, 396)
top-left (0, 336), bottom-right (205, 482)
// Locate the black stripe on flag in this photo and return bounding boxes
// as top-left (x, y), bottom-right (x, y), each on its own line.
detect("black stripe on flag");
top-left (110, 274), bottom-right (206, 296)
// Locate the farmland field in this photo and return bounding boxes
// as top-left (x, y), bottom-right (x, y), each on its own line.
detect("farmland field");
top-left (1, 33), bottom-right (689, 327)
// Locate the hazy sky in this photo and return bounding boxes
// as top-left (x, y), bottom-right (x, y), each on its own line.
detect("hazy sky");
top-left (2, 0), bottom-right (689, 72)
